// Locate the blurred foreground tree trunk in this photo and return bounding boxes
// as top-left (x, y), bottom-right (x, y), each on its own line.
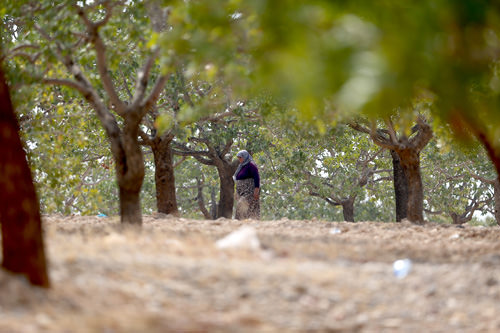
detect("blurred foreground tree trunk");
top-left (0, 63), bottom-right (49, 287)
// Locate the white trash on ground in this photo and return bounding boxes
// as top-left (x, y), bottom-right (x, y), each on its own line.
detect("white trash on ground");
top-left (329, 228), bottom-right (342, 235)
top-left (393, 258), bottom-right (412, 279)
top-left (215, 226), bottom-right (261, 250)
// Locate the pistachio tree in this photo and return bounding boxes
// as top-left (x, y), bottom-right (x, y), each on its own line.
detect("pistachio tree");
top-left (423, 140), bottom-right (494, 224)
top-left (173, 101), bottom-right (264, 219)
top-left (5, 1), bottom-right (173, 224)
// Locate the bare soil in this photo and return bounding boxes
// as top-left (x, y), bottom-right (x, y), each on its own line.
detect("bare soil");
top-left (2, 215), bottom-right (500, 332)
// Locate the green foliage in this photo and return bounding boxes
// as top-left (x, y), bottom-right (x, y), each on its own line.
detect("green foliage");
top-left (18, 85), bottom-right (116, 215)
top-left (4, 0), bottom-right (500, 222)
top-left (173, 157), bottom-right (219, 218)
top-left (422, 137), bottom-right (496, 223)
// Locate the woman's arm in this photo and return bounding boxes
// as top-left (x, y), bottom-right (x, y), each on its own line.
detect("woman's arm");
top-left (253, 187), bottom-right (260, 200)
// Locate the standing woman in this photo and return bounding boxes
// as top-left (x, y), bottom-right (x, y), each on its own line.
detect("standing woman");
top-left (233, 150), bottom-right (260, 220)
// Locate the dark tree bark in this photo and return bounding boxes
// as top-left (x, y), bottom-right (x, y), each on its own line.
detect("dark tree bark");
top-left (196, 177), bottom-right (212, 219)
top-left (151, 133), bottom-right (179, 215)
top-left (494, 180), bottom-right (500, 226)
top-left (341, 198), bottom-right (355, 222)
top-left (448, 197), bottom-right (486, 225)
top-left (113, 123), bottom-right (146, 224)
top-left (0, 65), bottom-right (50, 287)
top-left (391, 150), bottom-right (408, 222)
top-left (210, 187), bottom-right (217, 219)
top-left (450, 211), bottom-right (472, 225)
top-left (397, 148), bottom-right (425, 222)
top-left (309, 189), bottom-right (357, 222)
top-left (216, 162), bottom-right (237, 218)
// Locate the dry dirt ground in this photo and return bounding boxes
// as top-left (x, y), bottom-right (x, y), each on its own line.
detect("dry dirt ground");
top-left (2, 215), bottom-right (500, 332)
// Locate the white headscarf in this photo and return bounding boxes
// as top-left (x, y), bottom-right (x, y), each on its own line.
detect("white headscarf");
top-left (233, 150), bottom-right (253, 180)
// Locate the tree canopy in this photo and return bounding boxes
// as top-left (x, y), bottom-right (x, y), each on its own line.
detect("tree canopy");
top-left (2, 0), bottom-right (500, 225)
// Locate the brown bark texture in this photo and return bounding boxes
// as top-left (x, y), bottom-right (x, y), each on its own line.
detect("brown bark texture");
top-left (0, 65), bottom-right (50, 287)
top-left (341, 198), bottom-right (355, 222)
top-left (217, 162), bottom-right (237, 218)
top-left (391, 150), bottom-right (408, 222)
top-left (196, 177), bottom-right (212, 219)
top-left (398, 149), bottom-right (425, 223)
top-left (114, 125), bottom-right (145, 225)
top-left (494, 180), bottom-right (500, 226)
top-left (152, 134), bottom-right (179, 215)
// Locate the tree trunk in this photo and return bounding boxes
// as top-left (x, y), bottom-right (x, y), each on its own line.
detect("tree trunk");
top-left (391, 150), bottom-right (408, 222)
top-left (114, 128), bottom-right (145, 225)
top-left (210, 187), bottom-right (217, 219)
top-left (449, 212), bottom-right (467, 225)
top-left (118, 187), bottom-right (142, 224)
top-left (217, 167), bottom-right (235, 218)
top-left (398, 149), bottom-right (425, 224)
top-left (341, 198), bottom-right (355, 222)
top-left (196, 178), bottom-right (211, 219)
top-left (494, 179), bottom-right (500, 226)
top-left (151, 135), bottom-right (179, 215)
top-left (0, 65), bottom-right (50, 287)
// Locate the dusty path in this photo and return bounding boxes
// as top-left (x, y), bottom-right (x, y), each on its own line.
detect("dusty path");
top-left (1, 215), bottom-right (500, 332)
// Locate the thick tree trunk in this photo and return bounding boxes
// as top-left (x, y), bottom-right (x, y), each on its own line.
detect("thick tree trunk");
top-left (398, 149), bottom-right (425, 224)
top-left (118, 187), bottom-right (142, 224)
top-left (152, 135), bottom-right (178, 215)
top-left (115, 129), bottom-right (145, 225)
top-left (341, 198), bottom-right (355, 222)
top-left (391, 150), bottom-right (408, 222)
top-left (0, 66), bottom-right (50, 287)
top-left (217, 169), bottom-right (235, 218)
top-left (449, 212), bottom-right (467, 225)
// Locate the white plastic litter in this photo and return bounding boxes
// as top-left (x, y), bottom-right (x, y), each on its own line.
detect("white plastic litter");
top-left (393, 258), bottom-right (412, 279)
top-left (215, 226), bottom-right (260, 250)
top-left (329, 228), bottom-right (342, 235)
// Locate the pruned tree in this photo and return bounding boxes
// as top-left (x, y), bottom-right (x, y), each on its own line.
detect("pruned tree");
top-left (303, 138), bottom-right (390, 222)
top-left (351, 115), bottom-right (433, 223)
top-left (137, 78), bottom-right (180, 216)
top-left (273, 124), bottom-right (392, 222)
top-left (6, 2), bottom-right (172, 224)
top-left (422, 139), bottom-right (495, 225)
top-left (173, 100), bottom-right (265, 218)
top-left (468, 170), bottom-right (500, 226)
top-left (173, 122), bottom-right (239, 219)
